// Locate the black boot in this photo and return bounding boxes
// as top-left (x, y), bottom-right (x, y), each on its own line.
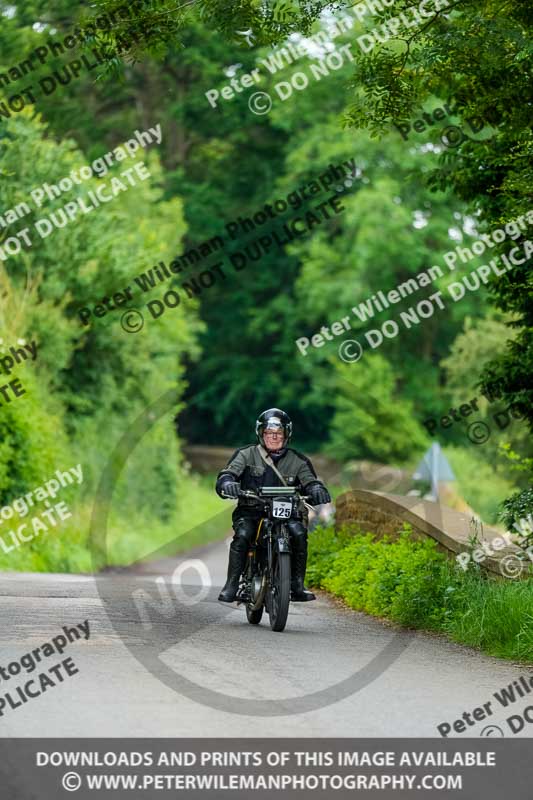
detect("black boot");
top-left (218, 544), bottom-right (247, 602)
top-left (291, 547), bottom-right (316, 602)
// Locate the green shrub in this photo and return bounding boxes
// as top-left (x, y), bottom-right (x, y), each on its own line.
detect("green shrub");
top-left (318, 525), bottom-right (455, 628)
top-left (308, 523), bottom-right (533, 662)
top-left (500, 487), bottom-right (533, 535)
top-left (304, 525), bottom-right (353, 586)
top-left (0, 371), bottom-right (71, 504)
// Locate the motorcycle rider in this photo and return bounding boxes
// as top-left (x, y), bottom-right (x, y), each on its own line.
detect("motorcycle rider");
top-left (216, 408), bottom-right (331, 603)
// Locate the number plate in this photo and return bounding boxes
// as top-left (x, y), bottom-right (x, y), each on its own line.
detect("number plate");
top-left (272, 501), bottom-right (292, 519)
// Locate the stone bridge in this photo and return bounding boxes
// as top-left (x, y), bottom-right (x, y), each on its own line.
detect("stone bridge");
top-left (336, 489), bottom-right (523, 579)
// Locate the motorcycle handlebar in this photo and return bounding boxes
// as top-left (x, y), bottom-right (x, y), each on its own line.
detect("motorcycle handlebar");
top-left (220, 489), bottom-right (311, 502)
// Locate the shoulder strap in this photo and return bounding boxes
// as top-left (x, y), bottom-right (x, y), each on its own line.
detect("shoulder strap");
top-left (257, 445), bottom-right (288, 486)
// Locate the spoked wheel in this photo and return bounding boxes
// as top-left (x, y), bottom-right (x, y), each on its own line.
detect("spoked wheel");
top-left (246, 605), bottom-right (263, 624)
top-left (268, 551), bottom-right (291, 632)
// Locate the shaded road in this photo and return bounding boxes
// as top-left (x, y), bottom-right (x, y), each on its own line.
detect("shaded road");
top-left (0, 536), bottom-right (530, 737)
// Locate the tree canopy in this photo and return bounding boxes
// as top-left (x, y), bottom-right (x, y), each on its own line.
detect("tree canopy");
top-left (1, 0), bottom-right (531, 539)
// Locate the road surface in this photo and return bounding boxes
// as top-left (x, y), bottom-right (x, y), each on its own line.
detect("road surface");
top-left (0, 536), bottom-right (530, 738)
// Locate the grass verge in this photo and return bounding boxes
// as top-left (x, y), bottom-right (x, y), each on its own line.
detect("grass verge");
top-left (0, 473), bottom-right (229, 573)
top-left (307, 524), bottom-right (533, 663)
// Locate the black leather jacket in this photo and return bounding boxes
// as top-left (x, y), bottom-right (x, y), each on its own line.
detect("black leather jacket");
top-left (215, 444), bottom-right (326, 507)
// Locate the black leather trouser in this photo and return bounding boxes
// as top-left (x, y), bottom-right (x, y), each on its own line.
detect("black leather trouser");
top-left (230, 511), bottom-right (308, 556)
top-left (220, 510), bottom-right (314, 600)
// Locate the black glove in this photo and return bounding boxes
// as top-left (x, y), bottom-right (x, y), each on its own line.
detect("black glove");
top-left (308, 483), bottom-right (331, 505)
top-left (221, 481), bottom-right (240, 499)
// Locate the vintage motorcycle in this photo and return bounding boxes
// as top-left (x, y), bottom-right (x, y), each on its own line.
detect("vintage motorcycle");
top-left (223, 486), bottom-right (311, 632)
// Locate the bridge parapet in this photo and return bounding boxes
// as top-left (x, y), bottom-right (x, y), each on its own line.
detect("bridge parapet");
top-left (336, 489), bottom-right (521, 578)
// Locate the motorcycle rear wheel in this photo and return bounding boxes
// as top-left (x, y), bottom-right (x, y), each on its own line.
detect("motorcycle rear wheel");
top-left (269, 551), bottom-right (291, 632)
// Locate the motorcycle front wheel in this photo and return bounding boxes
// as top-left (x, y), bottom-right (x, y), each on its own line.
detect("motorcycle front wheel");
top-left (246, 605), bottom-right (263, 624)
top-left (268, 551), bottom-right (291, 632)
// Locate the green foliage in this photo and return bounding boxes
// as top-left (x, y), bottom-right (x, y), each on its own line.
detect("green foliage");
top-left (304, 523), bottom-right (353, 586)
top-left (439, 322), bottom-right (530, 522)
top-left (0, 110), bottom-right (203, 570)
top-left (341, 0), bottom-right (532, 438)
top-left (444, 576), bottom-right (533, 662)
top-left (500, 489), bottom-right (533, 535)
top-left (443, 446), bottom-right (516, 525)
top-left (318, 525), bottom-right (454, 628)
top-left (308, 523), bottom-right (533, 661)
top-left (1, 1), bottom-right (529, 575)
top-left (326, 357), bottom-right (427, 463)
top-left (0, 370), bottom-right (70, 501)
top-left (0, 473), bottom-right (228, 573)
top-left (441, 316), bottom-right (513, 400)
top-left (84, 0), bottom-right (329, 58)
top-left (438, 317), bottom-right (530, 459)
top-left (0, 266), bottom-right (72, 503)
